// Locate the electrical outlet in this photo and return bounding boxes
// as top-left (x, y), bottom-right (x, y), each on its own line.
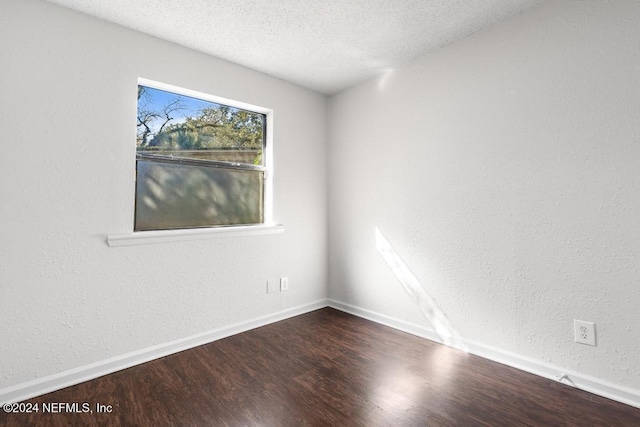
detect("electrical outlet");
top-left (280, 277), bottom-right (289, 292)
top-left (574, 320), bottom-right (596, 346)
top-left (266, 280), bottom-right (277, 294)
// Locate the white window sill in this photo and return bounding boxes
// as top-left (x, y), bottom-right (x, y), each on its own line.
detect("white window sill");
top-left (107, 224), bottom-right (284, 247)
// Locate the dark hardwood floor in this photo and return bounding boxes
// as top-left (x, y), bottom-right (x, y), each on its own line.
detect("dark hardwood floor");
top-left (2, 308), bottom-right (639, 426)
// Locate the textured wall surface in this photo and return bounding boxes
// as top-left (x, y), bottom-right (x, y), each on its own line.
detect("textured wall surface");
top-left (0, 0), bottom-right (327, 388)
top-left (328, 0), bottom-right (640, 390)
top-left (3, 0), bottom-right (640, 400)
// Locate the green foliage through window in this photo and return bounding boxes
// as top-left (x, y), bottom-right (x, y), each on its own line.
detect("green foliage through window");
top-left (136, 85), bottom-right (265, 165)
top-left (135, 84), bottom-right (267, 231)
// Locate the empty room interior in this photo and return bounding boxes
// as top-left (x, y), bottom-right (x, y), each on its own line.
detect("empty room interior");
top-left (1, 0), bottom-right (640, 425)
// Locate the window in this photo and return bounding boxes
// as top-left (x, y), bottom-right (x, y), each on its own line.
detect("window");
top-left (135, 80), bottom-right (271, 232)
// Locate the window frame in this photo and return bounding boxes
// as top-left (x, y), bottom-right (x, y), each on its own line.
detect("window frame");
top-left (107, 78), bottom-right (280, 247)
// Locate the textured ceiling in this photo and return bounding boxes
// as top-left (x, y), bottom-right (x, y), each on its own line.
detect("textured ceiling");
top-left (44, 0), bottom-right (545, 94)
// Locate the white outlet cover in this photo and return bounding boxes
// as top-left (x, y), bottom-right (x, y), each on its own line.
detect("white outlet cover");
top-left (280, 277), bottom-right (289, 291)
top-left (574, 319), bottom-right (596, 346)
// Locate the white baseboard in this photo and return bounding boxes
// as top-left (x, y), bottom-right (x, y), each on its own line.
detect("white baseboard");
top-left (0, 299), bottom-right (328, 405)
top-left (328, 298), bottom-right (443, 342)
top-left (327, 298), bottom-right (640, 410)
top-left (4, 298), bottom-right (639, 411)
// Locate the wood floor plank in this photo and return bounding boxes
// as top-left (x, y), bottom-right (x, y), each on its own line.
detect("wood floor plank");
top-left (1, 308), bottom-right (639, 426)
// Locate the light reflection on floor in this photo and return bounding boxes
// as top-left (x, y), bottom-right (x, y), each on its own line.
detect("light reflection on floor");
top-left (366, 341), bottom-right (465, 423)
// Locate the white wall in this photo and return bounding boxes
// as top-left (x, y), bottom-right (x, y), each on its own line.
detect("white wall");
top-left (328, 0), bottom-right (640, 391)
top-left (0, 0), bottom-right (327, 389)
top-left (2, 0), bottom-right (639, 404)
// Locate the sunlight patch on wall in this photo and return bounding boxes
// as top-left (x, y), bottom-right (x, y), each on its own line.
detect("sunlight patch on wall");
top-left (377, 68), bottom-right (395, 92)
top-left (375, 227), bottom-right (467, 352)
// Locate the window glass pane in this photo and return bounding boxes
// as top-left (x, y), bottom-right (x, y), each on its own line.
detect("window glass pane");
top-left (135, 158), bottom-right (264, 231)
top-left (137, 85), bottom-right (265, 166)
top-left (135, 82), bottom-right (268, 231)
